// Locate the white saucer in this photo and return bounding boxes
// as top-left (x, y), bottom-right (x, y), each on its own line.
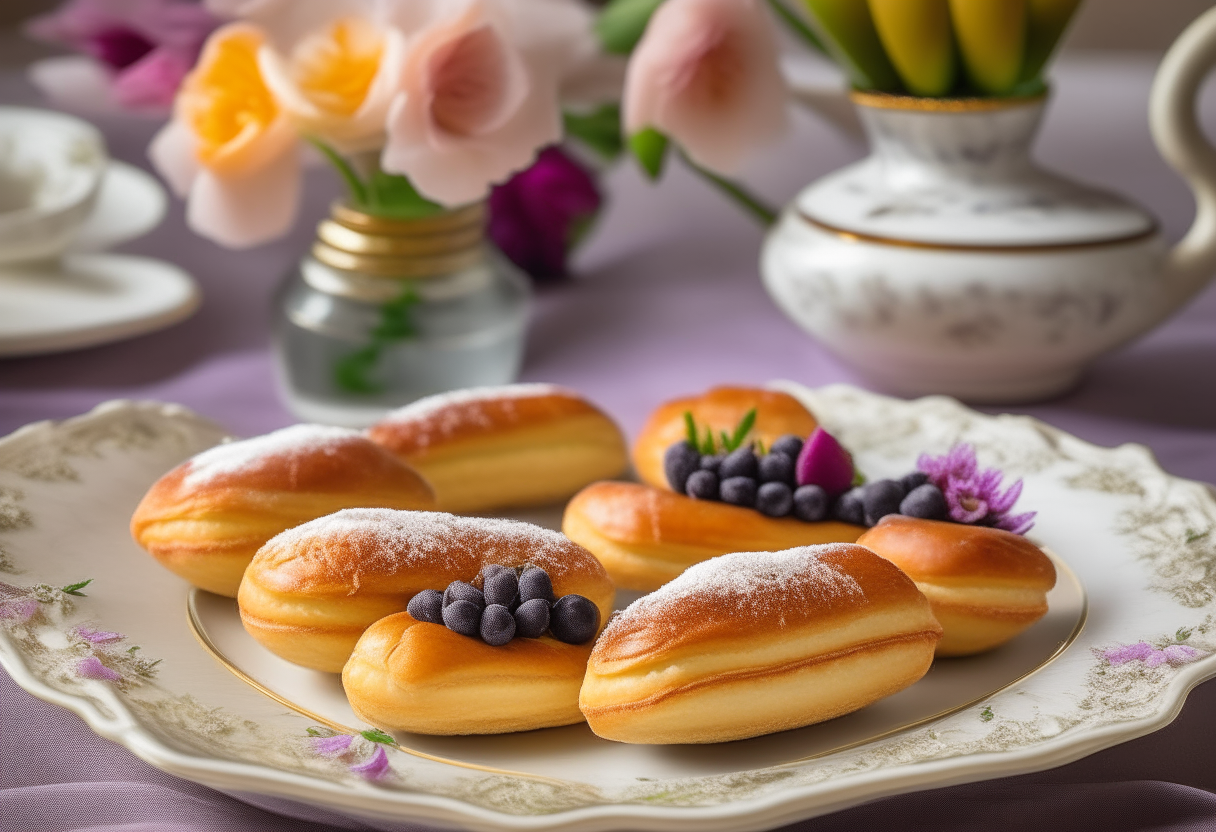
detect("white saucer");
top-left (0, 160), bottom-right (198, 357)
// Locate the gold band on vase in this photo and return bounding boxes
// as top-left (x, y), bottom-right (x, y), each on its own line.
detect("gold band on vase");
top-left (849, 89), bottom-right (1048, 113)
top-left (312, 201), bottom-right (488, 278)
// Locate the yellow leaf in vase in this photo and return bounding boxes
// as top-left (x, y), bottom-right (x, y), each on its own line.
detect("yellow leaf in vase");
top-left (868, 0), bottom-right (957, 97)
top-left (949, 0), bottom-right (1027, 95)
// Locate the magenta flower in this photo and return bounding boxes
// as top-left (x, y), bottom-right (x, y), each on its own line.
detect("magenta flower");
top-left (0, 596), bottom-right (40, 623)
top-left (348, 745), bottom-right (391, 780)
top-left (1103, 641), bottom-right (1205, 667)
top-left (488, 146), bottom-right (602, 281)
top-left (74, 626), bottom-right (124, 644)
top-left (310, 734), bottom-right (354, 757)
top-left (24, 0), bottom-right (217, 110)
top-left (77, 655), bottom-right (122, 681)
top-left (918, 444), bottom-right (1036, 534)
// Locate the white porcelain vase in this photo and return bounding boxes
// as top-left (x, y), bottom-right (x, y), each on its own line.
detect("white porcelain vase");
top-left (761, 8), bottom-right (1216, 403)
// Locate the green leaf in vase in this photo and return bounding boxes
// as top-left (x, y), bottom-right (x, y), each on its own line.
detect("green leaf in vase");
top-left (564, 103), bottom-right (626, 161)
top-left (365, 172), bottom-right (445, 220)
top-left (801, 0), bottom-right (902, 92)
top-left (629, 128), bottom-right (669, 180)
top-left (868, 0), bottom-right (958, 97)
top-left (596, 0), bottom-right (666, 54)
top-left (949, 0), bottom-right (1027, 95)
top-left (1021, 0), bottom-right (1083, 82)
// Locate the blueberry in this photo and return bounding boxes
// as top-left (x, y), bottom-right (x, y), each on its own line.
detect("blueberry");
top-left (549, 594), bottom-right (600, 644)
top-left (771, 435), bottom-right (804, 458)
top-left (758, 451), bottom-right (796, 485)
top-left (900, 483), bottom-right (949, 520)
top-left (443, 580), bottom-right (484, 609)
top-left (756, 482), bottom-right (794, 517)
top-left (406, 589), bottom-right (444, 624)
top-left (833, 486), bottom-right (866, 525)
top-left (513, 597), bottom-right (550, 638)
top-left (664, 441), bottom-right (701, 494)
top-left (900, 471), bottom-right (930, 492)
top-left (685, 469), bottom-right (719, 500)
top-left (720, 476), bottom-right (758, 508)
top-left (792, 484), bottom-right (829, 522)
top-left (699, 454), bottom-right (724, 473)
top-left (863, 479), bottom-right (906, 527)
top-left (483, 569), bottom-right (519, 607)
top-left (442, 599), bottom-right (482, 637)
top-left (480, 603), bottom-right (516, 646)
top-left (720, 448), bottom-right (759, 480)
top-left (478, 563), bottom-right (511, 587)
top-left (519, 567), bottom-right (556, 605)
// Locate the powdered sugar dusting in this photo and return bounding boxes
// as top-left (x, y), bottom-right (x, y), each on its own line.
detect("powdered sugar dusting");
top-left (606, 545), bottom-right (865, 637)
top-left (262, 508), bottom-right (582, 582)
top-left (183, 425), bottom-right (362, 487)
top-left (374, 384), bottom-right (568, 427)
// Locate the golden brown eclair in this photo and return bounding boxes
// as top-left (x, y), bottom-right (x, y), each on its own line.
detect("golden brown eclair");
top-left (130, 425), bottom-right (435, 597)
top-left (238, 508), bottom-right (615, 672)
top-left (632, 386), bottom-right (818, 491)
top-left (343, 613), bottom-right (593, 734)
top-left (562, 481), bottom-right (865, 591)
top-left (579, 544), bottom-right (942, 744)
top-left (857, 515), bottom-right (1057, 656)
top-left (365, 384), bottom-right (629, 514)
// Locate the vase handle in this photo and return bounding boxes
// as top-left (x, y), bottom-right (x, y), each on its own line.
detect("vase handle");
top-left (1150, 5), bottom-right (1216, 304)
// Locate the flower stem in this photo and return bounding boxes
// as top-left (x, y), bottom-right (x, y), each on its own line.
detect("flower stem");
top-left (307, 138), bottom-right (368, 206)
top-left (766, 0), bottom-right (827, 55)
top-left (682, 154), bottom-right (778, 227)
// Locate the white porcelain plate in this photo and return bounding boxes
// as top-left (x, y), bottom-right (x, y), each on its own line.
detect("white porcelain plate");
top-left (1, 385), bottom-right (1215, 832)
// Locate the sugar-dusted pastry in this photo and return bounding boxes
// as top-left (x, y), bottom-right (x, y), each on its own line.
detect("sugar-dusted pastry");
top-left (856, 515), bottom-right (1056, 656)
top-left (579, 544), bottom-right (942, 744)
top-left (130, 425), bottom-right (435, 597)
top-left (343, 563), bottom-right (601, 734)
top-left (562, 481), bottom-right (865, 591)
top-left (238, 508), bottom-right (615, 672)
top-left (632, 386), bottom-right (818, 491)
top-left (364, 384), bottom-right (628, 514)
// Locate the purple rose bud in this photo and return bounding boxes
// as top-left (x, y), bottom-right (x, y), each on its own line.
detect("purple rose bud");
top-left (794, 427), bottom-right (855, 496)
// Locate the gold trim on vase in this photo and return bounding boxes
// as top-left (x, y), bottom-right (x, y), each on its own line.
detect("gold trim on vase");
top-left (187, 552), bottom-right (1085, 776)
top-left (799, 211), bottom-right (1160, 253)
top-left (312, 202), bottom-right (488, 279)
top-left (849, 90), bottom-right (1048, 113)
top-left (330, 201), bottom-right (485, 236)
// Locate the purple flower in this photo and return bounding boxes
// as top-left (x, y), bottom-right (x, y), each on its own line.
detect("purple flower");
top-left (918, 444), bottom-right (1036, 534)
top-left (1103, 641), bottom-right (1206, 667)
top-left (1161, 644), bottom-right (1205, 665)
top-left (77, 655), bottom-right (121, 681)
top-left (74, 626), bottom-right (124, 644)
top-left (348, 745), bottom-right (391, 780)
top-left (488, 146), bottom-right (602, 281)
top-left (24, 0), bottom-right (217, 111)
top-left (310, 733), bottom-right (354, 756)
top-left (1103, 641), bottom-right (1156, 665)
top-left (0, 597), bottom-right (40, 623)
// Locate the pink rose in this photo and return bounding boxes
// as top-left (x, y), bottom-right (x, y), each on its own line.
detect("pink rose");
top-left (623, 0), bottom-right (788, 175)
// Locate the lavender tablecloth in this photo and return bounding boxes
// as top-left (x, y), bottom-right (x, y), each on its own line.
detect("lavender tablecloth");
top-left (3, 54), bottom-right (1216, 831)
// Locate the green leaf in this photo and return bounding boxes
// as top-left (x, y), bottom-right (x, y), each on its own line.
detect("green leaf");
top-left (61, 579), bottom-right (93, 597)
top-left (595, 0), bottom-right (665, 54)
top-left (699, 426), bottom-right (716, 456)
top-left (1186, 528), bottom-right (1210, 544)
top-left (979, 705), bottom-right (994, 722)
top-left (365, 171), bottom-right (445, 220)
top-left (851, 467), bottom-right (867, 487)
top-left (371, 287), bottom-right (420, 341)
top-left (727, 408), bottom-right (757, 451)
top-left (308, 138), bottom-right (368, 205)
top-left (333, 345), bottom-right (384, 395)
top-left (306, 727), bottom-right (327, 737)
top-left (719, 430), bottom-right (732, 451)
top-left (766, 0), bottom-right (827, 54)
top-left (629, 128), bottom-right (668, 180)
top-left (563, 104), bottom-right (625, 160)
top-left (360, 728), bottom-right (396, 745)
top-left (1177, 627), bottom-right (1193, 642)
top-left (755, 439), bottom-right (767, 456)
top-left (683, 411), bottom-right (698, 447)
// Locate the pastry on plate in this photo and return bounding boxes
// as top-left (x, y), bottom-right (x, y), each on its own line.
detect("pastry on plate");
top-left (563, 481), bottom-right (865, 591)
top-left (343, 563), bottom-right (602, 734)
top-left (238, 508), bottom-right (615, 672)
top-left (130, 425), bottom-right (434, 597)
top-left (365, 384), bottom-right (628, 513)
top-left (857, 515), bottom-right (1057, 656)
top-left (632, 386), bottom-right (818, 491)
top-left (579, 544), bottom-right (942, 744)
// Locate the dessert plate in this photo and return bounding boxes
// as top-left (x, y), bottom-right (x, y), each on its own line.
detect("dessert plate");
top-left (2, 386), bottom-right (1215, 832)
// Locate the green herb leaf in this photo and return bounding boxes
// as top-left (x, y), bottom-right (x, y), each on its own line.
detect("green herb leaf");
top-left (360, 728), bottom-right (396, 745)
top-left (1186, 528), bottom-right (1210, 544)
top-left (61, 579), bottom-right (93, 597)
top-left (333, 344), bottom-right (383, 394)
top-left (365, 171), bottom-right (445, 220)
top-left (719, 430), bottom-right (732, 451)
top-left (683, 411), bottom-right (698, 446)
top-left (1177, 627), bottom-right (1193, 642)
top-left (851, 468), bottom-right (867, 487)
top-left (563, 104), bottom-right (625, 160)
top-left (755, 439), bottom-right (767, 456)
top-left (727, 408), bottom-right (757, 451)
top-left (307, 138), bottom-right (368, 205)
top-left (595, 0), bottom-right (665, 54)
top-left (306, 727), bottom-right (327, 737)
top-left (699, 427), bottom-right (716, 456)
top-left (629, 128), bottom-right (668, 180)
top-left (979, 705), bottom-right (994, 722)
top-left (371, 287), bottom-right (420, 341)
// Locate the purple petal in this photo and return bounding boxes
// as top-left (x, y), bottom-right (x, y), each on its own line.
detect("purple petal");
top-left (1144, 650), bottom-right (1169, 668)
top-left (349, 746), bottom-right (391, 779)
top-left (1104, 641), bottom-right (1155, 665)
top-left (311, 734), bottom-right (354, 756)
top-left (795, 427), bottom-right (855, 496)
top-left (994, 511), bottom-right (1036, 535)
top-left (987, 478), bottom-right (1024, 515)
top-left (112, 47), bottom-right (190, 108)
top-left (77, 655), bottom-right (121, 681)
top-left (946, 481), bottom-right (989, 524)
top-left (1162, 644), bottom-right (1205, 665)
top-left (0, 597), bottom-right (40, 622)
top-left (75, 626), bottom-right (124, 644)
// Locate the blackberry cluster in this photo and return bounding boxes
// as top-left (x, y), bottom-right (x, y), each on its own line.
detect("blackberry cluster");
top-left (665, 436), bottom-right (949, 528)
top-left (406, 564), bottom-right (599, 646)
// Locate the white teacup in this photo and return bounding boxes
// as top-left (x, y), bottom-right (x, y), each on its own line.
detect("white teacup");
top-left (0, 107), bottom-right (108, 265)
